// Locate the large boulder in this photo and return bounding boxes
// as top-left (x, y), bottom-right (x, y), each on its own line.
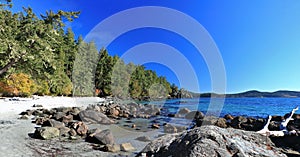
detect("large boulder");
top-left (86, 129), bottom-right (115, 145)
top-left (270, 136), bottom-right (300, 155)
top-left (35, 117), bottom-right (48, 125)
top-left (62, 115), bottom-right (73, 123)
top-left (19, 109), bottom-right (34, 116)
top-left (185, 111), bottom-right (204, 120)
top-left (42, 119), bottom-right (65, 129)
top-left (272, 115), bottom-right (284, 122)
top-left (120, 143), bottom-right (135, 152)
top-left (202, 116), bottom-right (219, 125)
top-left (240, 118), bottom-right (265, 131)
top-left (103, 144), bottom-right (121, 153)
top-left (163, 124), bottom-right (177, 133)
top-left (178, 108), bottom-right (191, 115)
top-left (70, 121), bottom-right (88, 136)
top-left (107, 108), bottom-right (120, 117)
top-left (163, 124), bottom-right (187, 133)
top-left (215, 118), bottom-right (227, 128)
top-left (224, 114), bottom-right (234, 121)
top-left (230, 116), bottom-right (248, 129)
top-left (269, 121), bottom-right (281, 130)
top-left (70, 107), bottom-right (81, 116)
top-left (140, 125), bottom-right (286, 157)
top-left (34, 127), bottom-right (60, 140)
top-left (230, 116), bottom-right (265, 131)
top-left (59, 126), bottom-right (71, 137)
top-left (53, 112), bottom-right (66, 121)
top-left (79, 110), bottom-right (114, 124)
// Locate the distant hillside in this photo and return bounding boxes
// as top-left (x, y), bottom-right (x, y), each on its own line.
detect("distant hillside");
top-left (196, 90), bottom-right (300, 98)
top-left (227, 90), bottom-right (300, 98)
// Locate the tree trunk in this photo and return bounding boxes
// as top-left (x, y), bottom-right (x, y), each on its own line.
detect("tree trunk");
top-left (0, 59), bottom-right (15, 76)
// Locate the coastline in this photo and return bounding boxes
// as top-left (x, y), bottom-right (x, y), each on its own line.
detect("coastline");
top-left (0, 96), bottom-right (162, 156)
top-left (1, 96), bottom-right (300, 156)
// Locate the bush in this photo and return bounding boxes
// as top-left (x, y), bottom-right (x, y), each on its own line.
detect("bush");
top-left (0, 81), bottom-right (16, 96)
top-left (49, 72), bottom-right (72, 96)
top-left (1, 73), bottom-right (36, 97)
top-left (34, 79), bottom-right (50, 96)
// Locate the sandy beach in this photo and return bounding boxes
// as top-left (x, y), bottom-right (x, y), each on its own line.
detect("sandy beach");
top-left (0, 96), bottom-right (160, 157)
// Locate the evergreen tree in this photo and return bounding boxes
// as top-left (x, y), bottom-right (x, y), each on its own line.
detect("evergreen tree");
top-left (0, 1), bottom-right (179, 98)
top-left (0, 6), bottom-right (79, 77)
top-left (95, 49), bottom-right (116, 96)
top-left (170, 83), bottom-right (179, 98)
top-left (63, 28), bottom-right (77, 79)
top-left (72, 38), bottom-right (99, 96)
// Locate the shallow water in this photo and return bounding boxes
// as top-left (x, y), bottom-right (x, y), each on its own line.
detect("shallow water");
top-left (147, 97), bottom-right (300, 118)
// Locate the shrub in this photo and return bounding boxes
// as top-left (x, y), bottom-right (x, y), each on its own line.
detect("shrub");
top-left (1, 73), bottom-right (36, 97)
top-left (0, 81), bottom-right (16, 96)
top-left (34, 79), bottom-right (50, 96)
top-left (49, 72), bottom-right (72, 96)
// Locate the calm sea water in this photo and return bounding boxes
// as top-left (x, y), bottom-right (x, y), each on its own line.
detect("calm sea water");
top-left (149, 98), bottom-right (300, 118)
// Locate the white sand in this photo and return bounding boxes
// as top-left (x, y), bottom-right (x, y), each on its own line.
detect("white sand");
top-left (0, 96), bottom-right (159, 157)
top-left (0, 96), bottom-right (102, 157)
top-left (0, 96), bottom-right (105, 115)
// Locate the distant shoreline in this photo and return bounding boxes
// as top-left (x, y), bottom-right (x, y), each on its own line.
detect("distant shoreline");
top-left (184, 90), bottom-right (300, 98)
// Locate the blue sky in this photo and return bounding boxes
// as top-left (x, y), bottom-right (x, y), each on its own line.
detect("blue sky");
top-left (10, 0), bottom-right (300, 93)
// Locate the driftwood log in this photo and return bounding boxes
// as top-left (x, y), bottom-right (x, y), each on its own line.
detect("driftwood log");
top-left (257, 106), bottom-right (298, 136)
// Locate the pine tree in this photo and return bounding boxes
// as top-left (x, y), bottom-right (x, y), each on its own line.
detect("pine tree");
top-left (72, 39), bottom-right (99, 96)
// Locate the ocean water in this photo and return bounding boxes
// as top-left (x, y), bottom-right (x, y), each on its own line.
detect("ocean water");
top-left (149, 98), bottom-right (300, 118)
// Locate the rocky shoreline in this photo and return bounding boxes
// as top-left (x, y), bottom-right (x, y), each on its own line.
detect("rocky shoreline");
top-left (14, 98), bottom-right (300, 156)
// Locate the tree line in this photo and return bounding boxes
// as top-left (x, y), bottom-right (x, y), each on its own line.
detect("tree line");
top-left (0, 1), bottom-right (188, 99)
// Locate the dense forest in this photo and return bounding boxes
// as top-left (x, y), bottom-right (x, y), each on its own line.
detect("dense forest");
top-left (0, 1), bottom-right (191, 99)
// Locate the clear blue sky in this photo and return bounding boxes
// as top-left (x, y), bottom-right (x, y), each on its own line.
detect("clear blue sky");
top-left (10, 0), bottom-right (300, 93)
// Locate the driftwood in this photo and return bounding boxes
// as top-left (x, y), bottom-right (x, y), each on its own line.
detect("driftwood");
top-left (257, 106), bottom-right (298, 136)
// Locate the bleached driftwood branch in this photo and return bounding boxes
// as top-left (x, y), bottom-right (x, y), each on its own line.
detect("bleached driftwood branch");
top-left (257, 106), bottom-right (298, 136)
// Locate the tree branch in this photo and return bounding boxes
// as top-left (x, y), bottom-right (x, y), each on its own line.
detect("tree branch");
top-left (257, 106), bottom-right (299, 136)
top-left (0, 59), bottom-right (15, 76)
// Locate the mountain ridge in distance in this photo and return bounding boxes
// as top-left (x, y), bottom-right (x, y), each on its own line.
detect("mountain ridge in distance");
top-left (191, 90), bottom-right (300, 98)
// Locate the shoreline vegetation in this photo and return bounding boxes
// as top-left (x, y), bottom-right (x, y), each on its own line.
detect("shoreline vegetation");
top-left (3, 89), bottom-right (300, 100)
top-left (0, 0), bottom-right (186, 100)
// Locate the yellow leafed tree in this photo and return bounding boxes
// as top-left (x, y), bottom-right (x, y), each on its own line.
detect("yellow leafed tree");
top-left (5, 73), bottom-right (36, 96)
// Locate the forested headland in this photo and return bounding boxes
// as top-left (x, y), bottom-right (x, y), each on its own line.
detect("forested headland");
top-left (0, 1), bottom-right (192, 99)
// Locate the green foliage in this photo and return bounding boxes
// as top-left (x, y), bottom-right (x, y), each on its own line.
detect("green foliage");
top-left (64, 28), bottom-right (77, 79)
top-left (178, 88), bottom-right (193, 98)
top-left (49, 70), bottom-right (72, 96)
top-left (148, 83), bottom-right (167, 99)
top-left (34, 79), bottom-right (50, 96)
top-left (0, 7), bottom-right (77, 77)
top-left (72, 39), bottom-right (99, 96)
top-left (0, 3), bottom-right (80, 96)
top-left (0, 3), bottom-right (180, 98)
top-left (170, 83), bottom-right (179, 98)
top-left (95, 53), bottom-right (177, 99)
top-left (95, 49), bottom-right (117, 96)
top-left (129, 80), bottom-right (142, 98)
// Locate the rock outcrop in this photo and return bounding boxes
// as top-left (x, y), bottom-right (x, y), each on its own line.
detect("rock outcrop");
top-left (79, 110), bottom-right (115, 124)
top-left (34, 127), bottom-right (60, 140)
top-left (120, 143), bottom-right (135, 152)
top-left (86, 129), bottom-right (115, 145)
top-left (140, 125), bottom-right (286, 157)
